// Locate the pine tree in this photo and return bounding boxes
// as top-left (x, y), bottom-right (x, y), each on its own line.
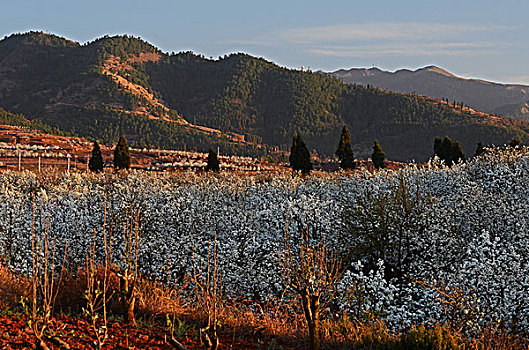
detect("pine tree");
top-left (289, 133), bottom-right (312, 174)
top-left (433, 136), bottom-right (465, 166)
top-left (474, 142), bottom-right (485, 157)
top-left (451, 140), bottom-right (465, 164)
top-left (335, 125), bottom-right (355, 170)
top-left (88, 141), bottom-right (104, 172)
top-left (509, 137), bottom-right (521, 148)
top-left (206, 148), bottom-right (220, 172)
top-left (113, 135), bottom-right (131, 170)
top-left (372, 140), bottom-right (386, 169)
top-left (440, 136), bottom-right (453, 163)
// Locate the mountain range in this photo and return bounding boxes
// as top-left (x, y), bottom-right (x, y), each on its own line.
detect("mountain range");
top-left (1, 31), bottom-right (529, 161)
top-left (330, 66), bottom-right (529, 118)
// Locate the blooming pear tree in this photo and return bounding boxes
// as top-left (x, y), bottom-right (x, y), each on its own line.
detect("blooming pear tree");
top-left (0, 146), bottom-right (528, 334)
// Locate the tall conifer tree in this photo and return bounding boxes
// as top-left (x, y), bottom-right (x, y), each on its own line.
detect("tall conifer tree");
top-left (114, 135), bottom-right (131, 170)
top-left (509, 137), bottom-right (521, 148)
top-left (206, 148), bottom-right (220, 172)
top-left (372, 140), bottom-right (386, 169)
top-left (336, 125), bottom-right (355, 170)
top-left (88, 141), bottom-right (104, 172)
top-left (433, 136), bottom-right (465, 166)
top-left (451, 140), bottom-right (465, 164)
top-left (289, 133), bottom-right (312, 174)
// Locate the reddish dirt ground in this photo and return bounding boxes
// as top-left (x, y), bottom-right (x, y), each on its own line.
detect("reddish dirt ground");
top-left (0, 125), bottom-right (283, 173)
top-left (0, 311), bottom-right (298, 349)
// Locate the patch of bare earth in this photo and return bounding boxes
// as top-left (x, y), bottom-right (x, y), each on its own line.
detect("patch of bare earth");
top-left (103, 54), bottom-right (254, 145)
top-left (101, 54), bottom-right (250, 144)
top-left (101, 54), bottom-right (180, 123)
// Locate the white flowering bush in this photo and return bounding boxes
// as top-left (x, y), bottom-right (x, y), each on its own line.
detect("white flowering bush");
top-left (1, 146), bottom-right (529, 334)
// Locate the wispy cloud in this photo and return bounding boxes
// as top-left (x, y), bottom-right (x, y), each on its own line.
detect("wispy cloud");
top-left (219, 21), bottom-right (514, 64)
top-left (307, 42), bottom-right (497, 58)
top-left (279, 22), bottom-right (498, 44)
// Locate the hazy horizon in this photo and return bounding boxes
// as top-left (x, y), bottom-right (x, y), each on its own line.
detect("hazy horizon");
top-left (2, 0), bottom-right (528, 84)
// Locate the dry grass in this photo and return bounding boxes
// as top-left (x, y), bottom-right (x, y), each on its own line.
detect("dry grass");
top-left (0, 261), bottom-right (30, 306)
top-left (216, 298), bottom-right (305, 340)
top-left (1, 260), bottom-right (528, 349)
top-left (134, 272), bottom-right (191, 321)
top-left (322, 313), bottom-right (529, 350)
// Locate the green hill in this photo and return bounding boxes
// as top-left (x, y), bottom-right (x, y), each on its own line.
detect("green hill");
top-left (0, 31), bottom-right (527, 160)
top-left (0, 107), bottom-right (69, 136)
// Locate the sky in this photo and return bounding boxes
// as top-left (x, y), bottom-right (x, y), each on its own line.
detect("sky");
top-left (2, 0), bottom-right (529, 84)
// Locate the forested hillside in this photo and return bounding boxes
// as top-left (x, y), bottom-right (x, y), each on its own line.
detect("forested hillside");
top-left (0, 107), bottom-right (69, 136)
top-left (1, 32), bottom-right (528, 160)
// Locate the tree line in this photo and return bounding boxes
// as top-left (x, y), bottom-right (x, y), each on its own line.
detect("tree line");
top-left (288, 127), bottom-right (524, 174)
top-left (88, 131), bottom-right (524, 175)
top-left (88, 135), bottom-right (221, 173)
top-left (289, 125), bottom-right (386, 174)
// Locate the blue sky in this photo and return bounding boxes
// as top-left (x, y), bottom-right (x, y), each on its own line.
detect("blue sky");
top-left (2, 0), bottom-right (529, 84)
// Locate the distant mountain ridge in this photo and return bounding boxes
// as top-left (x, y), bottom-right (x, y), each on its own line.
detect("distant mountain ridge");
top-left (1, 31), bottom-right (529, 161)
top-left (330, 66), bottom-right (529, 118)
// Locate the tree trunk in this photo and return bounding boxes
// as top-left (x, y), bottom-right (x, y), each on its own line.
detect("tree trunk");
top-left (307, 319), bottom-right (318, 350)
top-left (301, 291), bottom-right (321, 350)
top-left (200, 324), bottom-right (219, 350)
top-left (310, 296), bottom-right (321, 350)
top-left (125, 295), bottom-right (136, 325)
top-left (120, 272), bottom-right (136, 326)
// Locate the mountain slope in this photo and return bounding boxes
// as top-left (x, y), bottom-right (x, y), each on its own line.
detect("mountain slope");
top-left (492, 100), bottom-right (529, 117)
top-left (1, 32), bottom-right (529, 161)
top-left (330, 66), bottom-right (529, 118)
top-left (137, 54), bottom-right (529, 160)
top-left (0, 107), bottom-right (68, 135)
top-left (0, 32), bottom-right (259, 156)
